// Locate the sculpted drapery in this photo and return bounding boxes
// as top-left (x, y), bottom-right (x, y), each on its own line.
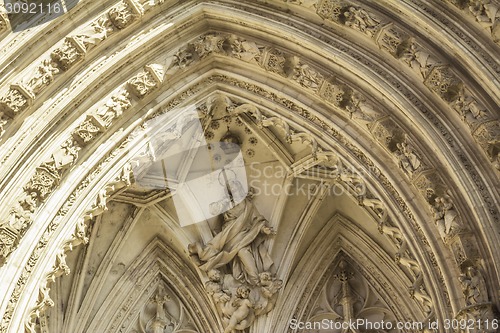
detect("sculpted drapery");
top-left (188, 183), bottom-right (274, 286)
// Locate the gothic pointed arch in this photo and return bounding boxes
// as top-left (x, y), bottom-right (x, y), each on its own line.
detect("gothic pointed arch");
top-left (0, 1), bottom-right (498, 333)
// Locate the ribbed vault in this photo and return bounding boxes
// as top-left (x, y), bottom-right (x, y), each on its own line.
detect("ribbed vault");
top-left (0, 1), bottom-right (498, 333)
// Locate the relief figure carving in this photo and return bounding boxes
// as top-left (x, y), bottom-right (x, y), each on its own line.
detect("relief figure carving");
top-left (432, 194), bottom-right (463, 241)
top-left (396, 141), bottom-right (422, 177)
top-left (189, 180), bottom-right (275, 285)
top-left (25, 60), bottom-right (60, 95)
top-left (342, 6), bottom-right (381, 37)
top-left (189, 180), bottom-right (282, 332)
top-left (459, 265), bottom-right (489, 305)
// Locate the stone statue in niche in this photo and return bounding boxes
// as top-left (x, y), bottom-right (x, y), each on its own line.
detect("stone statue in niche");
top-left (395, 141), bottom-right (422, 177)
top-left (431, 194), bottom-right (463, 241)
top-left (459, 265), bottom-right (489, 306)
top-left (189, 180), bottom-right (282, 332)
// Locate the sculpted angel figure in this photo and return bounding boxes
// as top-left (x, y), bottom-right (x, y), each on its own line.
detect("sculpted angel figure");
top-left (189, 180), bottom-right (275, 286)
top-left (224, 286), bottom-right (255, 333)
top-left (343, 6), bottom-right (380, 36)
top-left (26, 59), bottom-right (59, 94)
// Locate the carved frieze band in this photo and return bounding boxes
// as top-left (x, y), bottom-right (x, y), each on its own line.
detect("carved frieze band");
top-left (0, 64), bottom-right (164, 265)
top-left (443, 0), bottom-right (500, 44)
top-left (315, 0), bottom-right (499, 171)
top-left (0, 0), bottom-right (145, 140)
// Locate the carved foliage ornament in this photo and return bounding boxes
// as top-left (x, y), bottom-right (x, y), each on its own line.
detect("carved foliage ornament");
top-left (109, 0), bottom-right (143, 29)
top-left (315, 0), bottom-right (498, 170)
top-left (24, 163), bottom-right (135, 333)
top-left (0, 0), bottom-right (145, 141)
top-left (0, 65), bottom-right (163, 265)
top-left (0, 84), bottom-right (34, 118)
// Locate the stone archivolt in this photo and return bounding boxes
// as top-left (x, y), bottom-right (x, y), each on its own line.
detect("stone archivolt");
top-left (0, 0), bottom-right (148, 141)
top-left (0, 64), bottom-right (164, 265)
top-left (0, 2), bottom-right (498, 333)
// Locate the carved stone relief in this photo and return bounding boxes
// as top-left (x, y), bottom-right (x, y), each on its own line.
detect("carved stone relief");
top-left (228, 98), bottom-right (437, 315)
top-left (424, 65), bottom-right (463, 102)
top-left (0, 4), bottom-right (8, 33)
top-left (472, 120), bottom-right (500, 163)
top-left (375, 23), bottom-right (410, 57)
top-left (24, 162), bottom-right (135, 333)
top-left (307, 259), bottom-right (399, 332)
top-left (24, 60), bottom-right (60, 95)
top-left (109, 0), bottom-right (144, 30)
top-left (0, 65), bottom-right (163, 265)
top-left (445, 0), bottom-right (500, 43)
top-left (51, 37), bottom-right (86, 71)
top-left (132, 284), bottom-right (198, 333)
top-left (314, 0), bottom-right (499, 170)
top-left (0, 84), bottom-right (34, 118)
top-left (456, 263), bottom-right (497, 332)
top-left (73, 16), bottom-right (114, 51)
top-left (188, 184), bottom-right (282, 332)
top-left (0, 42), bottom-right (492, 330)
top-left (127, 65), bottom-right (165, 99)
top-left (0, 0), bottom-right (147, 141)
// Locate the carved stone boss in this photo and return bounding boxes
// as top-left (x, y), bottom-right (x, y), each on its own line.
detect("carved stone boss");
top-left (0, 64), bottom-right (164, 265)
